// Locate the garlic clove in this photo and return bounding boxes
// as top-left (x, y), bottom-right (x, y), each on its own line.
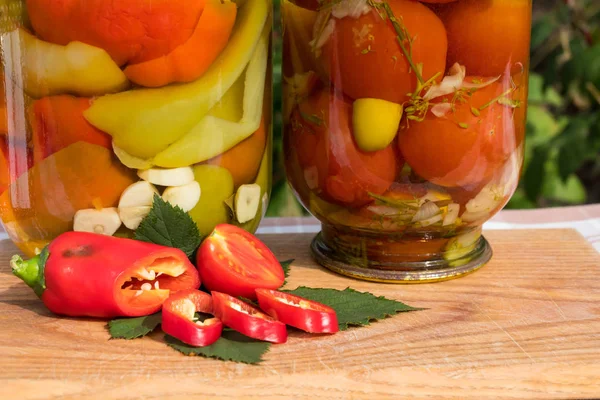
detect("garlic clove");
top-left (118, 181), bottom-right (159, 209)
top-left (119, 206), bottom-right (152, 230)
top-left (234, 184), bottom-right (261, 223)
top-left (73, 207), bottom-right (122, 236)
top-left (138, 167), bottom-right (194, 187)
top-left (162, 181), bottom-right (201, 212)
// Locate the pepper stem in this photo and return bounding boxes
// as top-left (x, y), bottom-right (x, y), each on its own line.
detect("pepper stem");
top-left (11, 254), bottom-right (44, 297)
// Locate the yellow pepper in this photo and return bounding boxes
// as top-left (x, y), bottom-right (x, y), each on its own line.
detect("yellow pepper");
top-left (84, 0), bottom-right (269, 160)
top-left (1, 28), bottom-right (128, 98)
top-left (112, 54), bottom-right (248, 170)
top-left (153, 22), bottom-right (270, 168)
top-left (206, 65), bottom-right (245, 123)
top-left (188, 165), bottom-right (234, 236)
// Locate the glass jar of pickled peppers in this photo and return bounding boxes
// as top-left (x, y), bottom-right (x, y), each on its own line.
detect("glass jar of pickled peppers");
top-left (0, 0), bottom-right (273, 257)
top-left (282, 0), bottom-right (532, 282)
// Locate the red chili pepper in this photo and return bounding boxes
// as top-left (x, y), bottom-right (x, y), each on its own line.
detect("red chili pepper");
top-left (11, 232), bottom-right (200, 318)
top-left (256, 289), bottom-right (339, 334)
top-left (211, 291), bottom-right (288, 344)
top-left (162, 289), bottom-right (223, 347)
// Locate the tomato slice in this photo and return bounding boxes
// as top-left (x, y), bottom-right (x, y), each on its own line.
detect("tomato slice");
top-left (256, 289), bottom-right (339, 334)
top-left (211, 291), bottom-right (288, 344)
top-left (196, 224), bottom-right (285, 300)
top-left (162, 289), bottom-right (223, 347)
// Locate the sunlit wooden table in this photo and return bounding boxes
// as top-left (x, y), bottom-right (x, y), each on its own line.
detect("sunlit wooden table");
top-left (0, 205), bottom-right (599, 399)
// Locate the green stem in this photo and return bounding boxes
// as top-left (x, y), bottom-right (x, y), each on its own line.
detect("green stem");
top-left (478, 87), bottom-right (516, 111)
top-left (379, 2), bottom-right (424, 85)
top-left (11, 254), bottom-right (45, 298)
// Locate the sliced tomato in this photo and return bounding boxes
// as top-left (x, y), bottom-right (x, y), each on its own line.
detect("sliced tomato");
top-left (162, 289), bottom-right (223, 347)
top-left (196, 224), bottom-right (285, 300)
top-left (256, 289), bottom-right (339, 334)
top-left (211, 291), bottom-right (288, 344)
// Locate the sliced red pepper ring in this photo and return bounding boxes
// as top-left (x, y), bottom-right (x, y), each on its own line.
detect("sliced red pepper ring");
top-left (256, 289), bottom-right (339, 334)
top-left (211, 291), bottom-right (288, 344)
top-left (162, 289), bottom-right (223, 347)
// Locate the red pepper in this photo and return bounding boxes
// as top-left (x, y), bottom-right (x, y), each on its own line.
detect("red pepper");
top-left (256, 289), bottom-right (339, 334)
top-left (11, 232), bottom-right (200, 318)
top-left (212, 291), bottom-right (288, 344)
top-left (162, 289), bottom-right (223, 347)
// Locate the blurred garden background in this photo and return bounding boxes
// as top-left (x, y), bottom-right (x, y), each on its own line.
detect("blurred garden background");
top-left (266, 0), bottom-right (600, 217)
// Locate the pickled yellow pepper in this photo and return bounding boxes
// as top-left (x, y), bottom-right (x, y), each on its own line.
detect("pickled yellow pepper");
top-left (153, 22), bottom-right (270, 168)
top-left (1, 28), bottom-right (128, 98)
top-left (84, 0), bottom-right (269, 160)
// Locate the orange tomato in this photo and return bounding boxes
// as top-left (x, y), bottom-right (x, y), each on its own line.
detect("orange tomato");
top-left (124, 0), bottom-right (236, 87)
top-left (26, 0), bottom-right (206, 66)
top-left (30, 95), bottom-right (111, 165)
top-left (442, 0), bottom-right (532, 76)
top-left (320, 0), bottom-right (447, 103)
top-left (289, 88), bottom-right (399, 207)
top-left (420, 0), bottom-right (458, 3)
top-left (206, 118), bottom-right (267, 188)
top-left (398, 79), bottom-right (516, 188)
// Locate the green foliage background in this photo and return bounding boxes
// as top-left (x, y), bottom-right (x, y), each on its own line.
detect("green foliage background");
top-left (266, 0), bottom-right (600, 217)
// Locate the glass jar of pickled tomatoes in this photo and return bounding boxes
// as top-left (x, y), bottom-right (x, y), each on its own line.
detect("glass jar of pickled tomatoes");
top-left (282, 0), bottom-right (531, 282)
top-left (0, 0), bottom-right (272, 257)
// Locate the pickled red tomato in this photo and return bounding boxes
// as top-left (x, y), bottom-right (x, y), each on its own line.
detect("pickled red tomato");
top-left (289, 88), bottom-right (399, 207)
top-left (398, 79), bottom-right (516, 188)
top-left (443, 0), bottom-right (532, 76)
top-left (319, 0), bottom-right (447, 103)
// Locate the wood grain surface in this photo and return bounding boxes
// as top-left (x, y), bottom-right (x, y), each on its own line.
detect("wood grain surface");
top-left (1, 229), bottom-right (599, 400)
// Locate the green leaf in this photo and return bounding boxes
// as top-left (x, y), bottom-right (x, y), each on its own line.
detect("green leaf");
top-left (525, 105), bottom-right (563, 142)
top-left (527, 74), bottom-right (563, 107)
top-left (542, 161), bottom-right (588, 205)
top-left (165, 330), bottom-right (271, 364)
top-left (556, 117), bottom-right (593, 181)
top-left (506, 189), bottom-right (537, 210)
top-left (530, 15), bottom-right (557, 50)
top-left (107, 313), bottom-right (162, 340)
top-left (283, 287), bottom-right (423, 331)
top-left (583, 44), bottom-right (600, 89)
top-left (135, 195), bottom-right (202, 257)
top-left (280, 259), bottom-right (293, 278)
top-left (524, 145), bottom-right (549, 201)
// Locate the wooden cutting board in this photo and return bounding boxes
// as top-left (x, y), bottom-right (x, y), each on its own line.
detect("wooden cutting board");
top-left (1, 229), bottom-right (599, 399)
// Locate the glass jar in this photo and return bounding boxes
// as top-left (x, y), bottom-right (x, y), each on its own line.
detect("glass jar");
top-left (0, 0), bottom-right (272, 257)
top-left (282, 0), bottom-right (531, 282)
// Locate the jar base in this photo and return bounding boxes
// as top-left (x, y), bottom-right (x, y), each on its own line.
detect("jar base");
top-left (310, 226), bottom-right (492, 283)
